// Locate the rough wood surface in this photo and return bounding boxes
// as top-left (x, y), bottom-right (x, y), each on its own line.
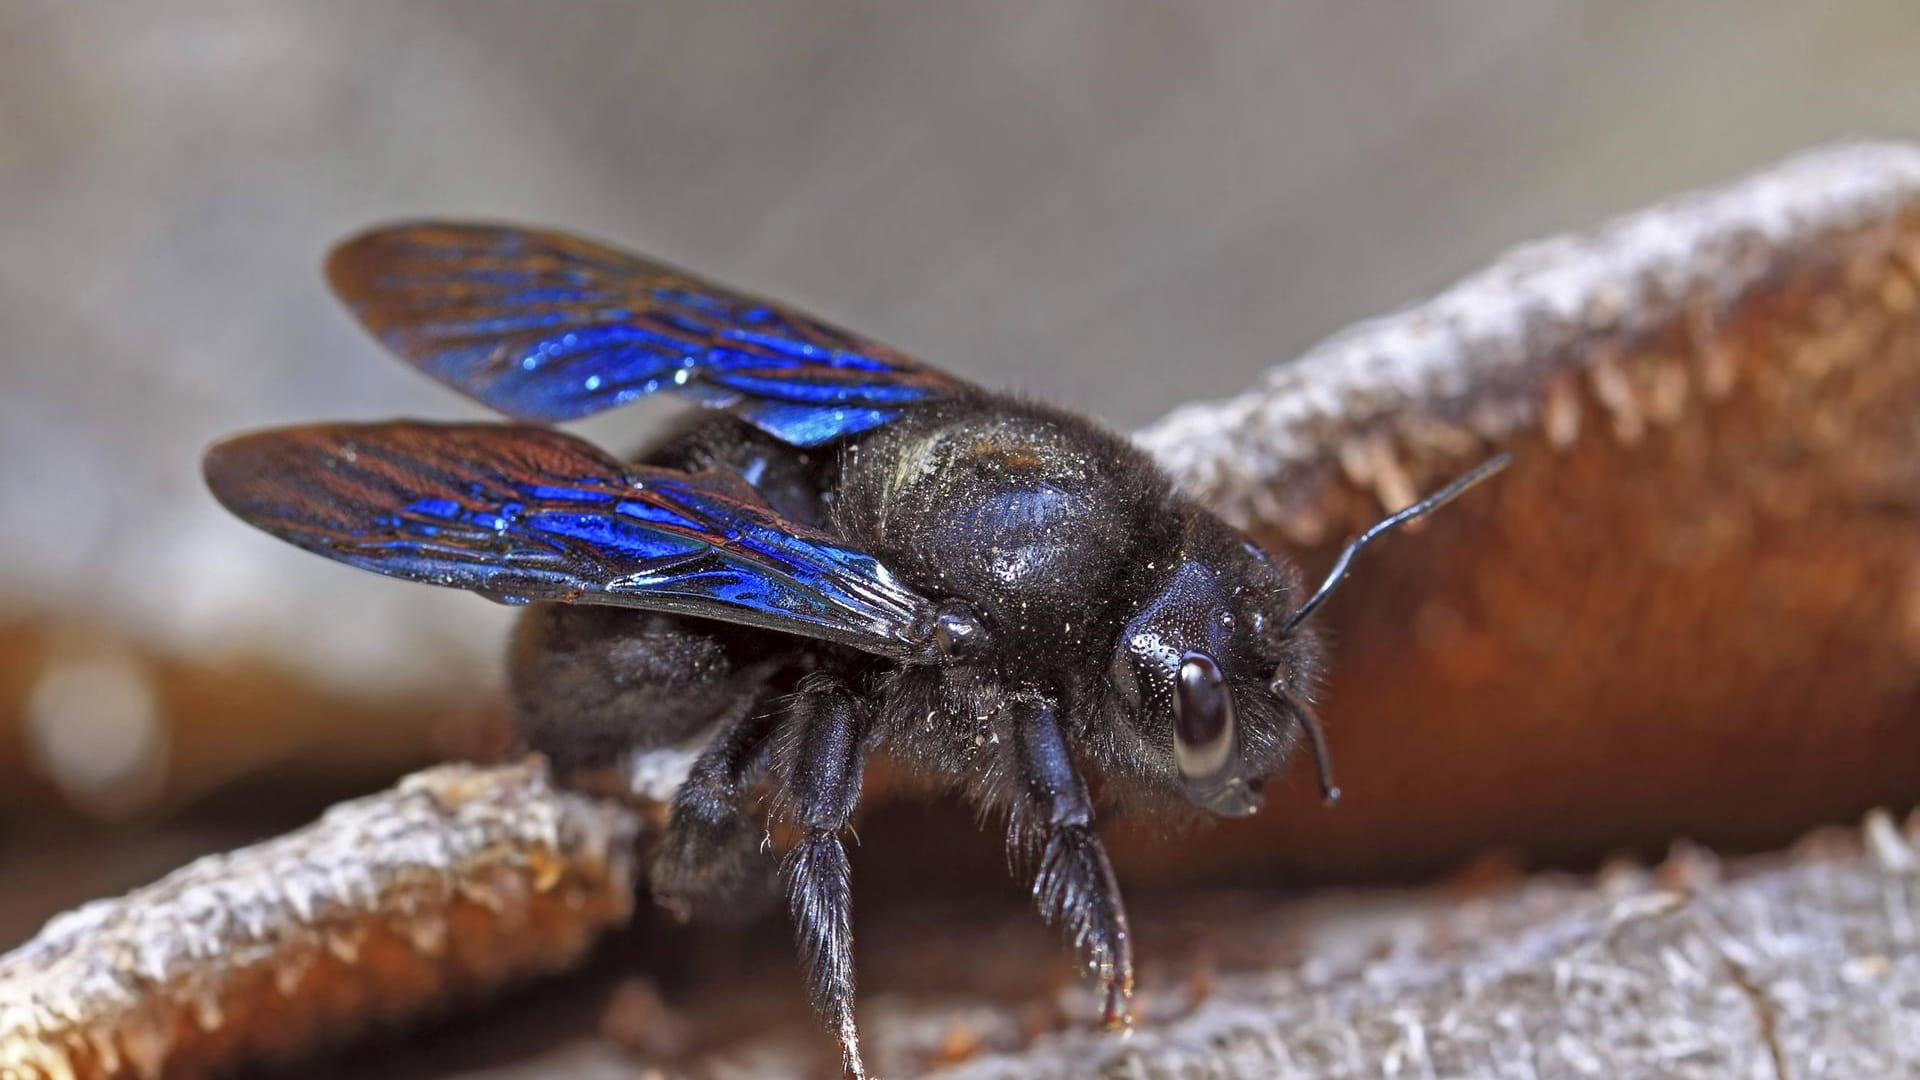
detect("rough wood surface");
top-left (0, 761), bottom-right (640, 1080)
top-left (915, 812), bottom-right (1920, 1080)
top-left (8, 768), bottom-right (1912, 1079)
top-left (3, 141), bottom-right (1918, 1078)
top-left (287, 804), bottom-right (1913, 1079)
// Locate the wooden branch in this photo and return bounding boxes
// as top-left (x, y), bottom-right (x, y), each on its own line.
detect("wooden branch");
top-left (308, 806), bottom-right (1917, 1077)
top-left (865, 811), bottom-right (1920, 1078)
top-left (0, 761), bottom-right (640, 1080)
top-left (5, 140), bottom-right (1920, 1078)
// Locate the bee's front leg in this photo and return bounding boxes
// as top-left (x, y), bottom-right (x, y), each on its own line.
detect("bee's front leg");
top-left (1004, 695), bottom-right (1135, 1029)
top-left (772, 674), bottom-right (871, 1080)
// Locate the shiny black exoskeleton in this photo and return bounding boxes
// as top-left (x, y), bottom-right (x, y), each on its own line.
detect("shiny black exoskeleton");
top-left (204, 223), bottom-right (1505, 1078)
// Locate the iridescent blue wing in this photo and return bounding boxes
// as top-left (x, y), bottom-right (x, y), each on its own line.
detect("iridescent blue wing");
top-left (202, 421), bottom-right (936, 658)
top-left (326, 224), bottom-right (969, 446)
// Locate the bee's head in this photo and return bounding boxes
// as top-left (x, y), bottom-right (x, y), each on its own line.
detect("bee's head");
top-left (1107, 454), bottom-right (1509, 818)
top-left (1107, 513), bottom-right (1328, 817)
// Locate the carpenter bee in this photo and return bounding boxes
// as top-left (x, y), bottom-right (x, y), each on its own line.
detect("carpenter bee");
top-left (203, 224), bottom-right (1505, 1077)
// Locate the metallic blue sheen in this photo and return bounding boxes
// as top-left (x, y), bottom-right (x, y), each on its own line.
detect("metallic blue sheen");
top-left (713, 372), bottom-right (931, 405)
top-left (220, 423), bottom-right (935, 656)
top-left (338, 225), bottom-right (962, 445)
top-left (735, 403), bottom-right (901, 445)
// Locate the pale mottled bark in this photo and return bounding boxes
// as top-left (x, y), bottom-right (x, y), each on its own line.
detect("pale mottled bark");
top-left (927, 815), bottom-right (1920, 1080)
top-left (0, 762), bottom-right (640, 1080)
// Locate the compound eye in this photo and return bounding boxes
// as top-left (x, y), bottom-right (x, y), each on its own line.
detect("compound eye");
top-left (1173, 652), bottom-right (1235, 778)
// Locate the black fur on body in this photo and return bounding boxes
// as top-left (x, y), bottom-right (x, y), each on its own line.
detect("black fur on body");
top-left (510, 392), bottom-right (1324, 1077)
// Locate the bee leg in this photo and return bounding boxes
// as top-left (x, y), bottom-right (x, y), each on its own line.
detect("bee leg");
top-left (773, 675), bottom-right (871, 1080)
top-left (1005, 695), bottom-right (1136, 1029)
top-left (649, 703), bottom-right (782, 921)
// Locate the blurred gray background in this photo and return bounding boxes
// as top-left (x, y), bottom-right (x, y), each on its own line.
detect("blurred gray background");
top-left (3, 1), bottom-right (1918, 695)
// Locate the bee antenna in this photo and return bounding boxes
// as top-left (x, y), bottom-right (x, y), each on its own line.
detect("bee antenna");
top-left (1270, 681), bottom-right (1340, 805)
top-left (1278, 452), bottom-right (1511, 636)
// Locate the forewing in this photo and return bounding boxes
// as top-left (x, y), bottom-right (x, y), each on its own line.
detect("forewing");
top-left (326, 223), bottom-right (968, 445)
top-left (202, 421), bottom-right (934, 657)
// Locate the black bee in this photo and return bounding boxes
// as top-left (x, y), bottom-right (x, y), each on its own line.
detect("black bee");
top-left (203, 224), bottom-right (1505, 1077)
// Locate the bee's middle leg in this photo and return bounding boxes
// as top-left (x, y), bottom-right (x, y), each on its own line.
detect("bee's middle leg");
top-left (510, 605), bottom-right (790, 916)
top-left (772, 673), bottom-right (871, 1080)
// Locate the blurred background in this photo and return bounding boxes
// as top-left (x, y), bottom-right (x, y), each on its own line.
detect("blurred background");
top-left (3, 1), bottom-right (1918, 953)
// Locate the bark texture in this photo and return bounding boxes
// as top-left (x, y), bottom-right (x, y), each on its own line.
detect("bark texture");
top-left (0, 762), bottom-right (639, 1080)
top-left (880, 813), bottom-right (1920, 1079)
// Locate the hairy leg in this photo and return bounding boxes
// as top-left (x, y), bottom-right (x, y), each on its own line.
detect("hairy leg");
top-left (649, 702), bottom-right (783, 921)
top-left (512, 604), bottom-right (797, 921)
top-left (772, 674), bottom-right (871, 1079)
top-left (1004, 695), bottom-right (1135, 1027)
